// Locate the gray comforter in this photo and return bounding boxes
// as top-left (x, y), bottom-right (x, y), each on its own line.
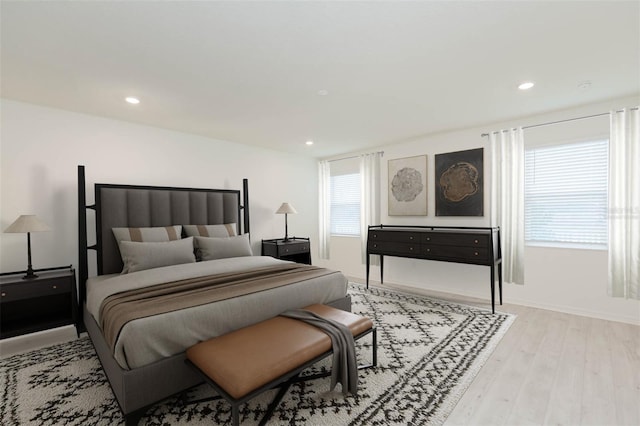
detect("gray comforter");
top-left (86, 256), bottom-right (348, 369)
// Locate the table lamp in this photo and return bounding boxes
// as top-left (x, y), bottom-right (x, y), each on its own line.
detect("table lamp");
top-left (275, 203), bottom-right (297, 242)
top-left (4, 215), bottom-right (51, 279)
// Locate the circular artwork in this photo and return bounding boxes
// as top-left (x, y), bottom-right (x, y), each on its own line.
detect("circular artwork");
top-left (439, 161), bottom-right (479, 202)
top-left (391, 167), bottom-right (424, 202)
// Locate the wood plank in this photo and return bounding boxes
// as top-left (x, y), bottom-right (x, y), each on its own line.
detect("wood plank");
top-left (580, 317), bottom-right (617, 424)
top-left (606, 320), bottom-right (640, 425)
top-left (543, 313), bottom-right (588, 425)
top-left (505, 310), bottom-right (569, 425)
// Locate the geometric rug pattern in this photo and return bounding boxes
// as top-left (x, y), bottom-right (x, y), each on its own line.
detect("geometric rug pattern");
top-left (1, 283), bottom-right (514, 425)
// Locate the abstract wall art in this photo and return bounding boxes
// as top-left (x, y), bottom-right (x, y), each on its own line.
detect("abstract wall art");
top-left (435, 148), bottom-right (484, 216)
top-left (388, 155), bottom-right (427, 216)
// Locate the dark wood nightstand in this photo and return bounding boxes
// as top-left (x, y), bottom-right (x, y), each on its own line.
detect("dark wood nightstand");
top-left (262, 238), bottom-right (311, 265)
top-left (0, 266), bottom-right (78, 339)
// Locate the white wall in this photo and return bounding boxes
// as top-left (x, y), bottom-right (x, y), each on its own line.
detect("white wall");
top-left (317, 95), bottom-right (640, 325)
top-left (0, 99), bottom-right (319, 276)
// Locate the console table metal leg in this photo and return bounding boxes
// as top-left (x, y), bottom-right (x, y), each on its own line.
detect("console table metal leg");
top-left (380, 255), bottom-right (384, 284)
top-left (366, 254), bottom-right (370, 289)
top-left (498, 261), bottom-right (503, 305)
top-left (490, 265), bottom-right (496, 314)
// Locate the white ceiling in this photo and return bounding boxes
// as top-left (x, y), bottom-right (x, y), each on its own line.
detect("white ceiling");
top-left (1, 1), bottom-right (639, 158)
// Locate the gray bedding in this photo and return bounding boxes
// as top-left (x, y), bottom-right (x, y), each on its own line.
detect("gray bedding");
top-left (87, 256), bottom-right (348, 369)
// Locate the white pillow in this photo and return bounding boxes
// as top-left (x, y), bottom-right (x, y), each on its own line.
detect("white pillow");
top-left (119, 237), bottom-right (196, 274)
top-left (195, 234), bottom-right (252, 261)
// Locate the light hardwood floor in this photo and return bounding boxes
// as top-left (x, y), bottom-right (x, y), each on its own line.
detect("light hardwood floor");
top-left (372, 282), bottom-right (640, 426)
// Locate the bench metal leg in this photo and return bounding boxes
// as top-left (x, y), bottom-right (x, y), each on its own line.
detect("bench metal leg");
top-left (260, 375), bottom-right (299, 426)
top-left (232, 404), bottom-right (239, 426)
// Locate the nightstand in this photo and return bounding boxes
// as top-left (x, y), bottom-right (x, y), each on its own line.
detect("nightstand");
top-left (262, 238), bottom-right (311, 265)
top-left (0, 267), bottom-right (78, 339)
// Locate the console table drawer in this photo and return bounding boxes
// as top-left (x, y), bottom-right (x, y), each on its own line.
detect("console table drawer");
top-left (423, 232), bottom-right (489, 247)
top-left (424, 245), bottom-right (490, 263)
top-left (369, 231), bottom-right (420, 243)
top-left (368, 241), bottom-right (420, 256)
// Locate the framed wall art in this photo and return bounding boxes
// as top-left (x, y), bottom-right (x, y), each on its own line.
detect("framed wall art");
top-left (388, 155), bottom-right (427, 216)
top-left (435, 148), bottom-right (484, 216)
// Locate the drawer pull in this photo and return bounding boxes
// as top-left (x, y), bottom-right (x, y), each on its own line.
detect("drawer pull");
top-left (373, 234), bottom-right (377, 238)
top-left (409, 236), bottom-right (413, 240)
top-left (52, 285), bottom-right (57, 289)
top-left (1, 292), bottom-right (5, 297)
top-left (409, 247), bottom-right (413, 251)
top-left (373, 244), bottom-right (377, 248)
top-left (474, 239), bottom-right (479, 244)
top-left (426, 237), bottom-right (430, 241)
top-left (474, 252), bottom-right (479, 256)
top-left (426, 248), bottom-right (431, 252)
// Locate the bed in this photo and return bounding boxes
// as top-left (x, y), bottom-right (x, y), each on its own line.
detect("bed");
top-left (76, 166), bottom-right (351, 424)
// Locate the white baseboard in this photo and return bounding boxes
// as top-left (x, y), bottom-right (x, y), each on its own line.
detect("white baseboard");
top-left (504, 296), bottom-right (640, 326)
top-left (0, 325), bottom-right (78, 359)
top-left (348, 275), bottom-right (640, 326)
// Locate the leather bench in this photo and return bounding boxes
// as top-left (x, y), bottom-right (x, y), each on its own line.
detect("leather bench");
top-left (185, 304), bottom-right (377, 426)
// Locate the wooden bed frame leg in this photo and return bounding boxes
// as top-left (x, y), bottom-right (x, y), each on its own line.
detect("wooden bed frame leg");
top-left (124, 411), bottom-right (144, 426)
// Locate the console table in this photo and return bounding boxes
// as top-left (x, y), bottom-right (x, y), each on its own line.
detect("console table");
top-left (366, 225), bottom-right (502, 313)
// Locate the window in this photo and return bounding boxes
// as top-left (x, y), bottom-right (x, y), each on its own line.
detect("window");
top-left (330, 172), bottom-right (360, 236)
top-left (524, 139), bottom-right (608, 248)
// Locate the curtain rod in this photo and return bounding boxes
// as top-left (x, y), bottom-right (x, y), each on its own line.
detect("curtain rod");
top-left (326, 150), bottom-right (384, 163)
top-left (480, 107), bottom-right (639, 137)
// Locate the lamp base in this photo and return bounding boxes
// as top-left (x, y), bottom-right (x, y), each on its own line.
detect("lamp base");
top-left (22, 266), bottom-right (38, 280)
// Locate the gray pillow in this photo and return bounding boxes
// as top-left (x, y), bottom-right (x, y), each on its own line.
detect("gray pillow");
top-left (119, 237), bottom-right (196, 274)
top-left (183, 224), bottom-right (236, 238)
top-left (195, 234), bottom-right (252, 261)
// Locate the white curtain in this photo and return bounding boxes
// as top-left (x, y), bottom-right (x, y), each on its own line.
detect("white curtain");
top-left (360, 152), bottom-right (382, 264)
top-left (608, 108), bottom-right (640, 299)
top-left (490, 128), bottom-right (525, 284)
top-left (318, 160), bottom-right (331, 259)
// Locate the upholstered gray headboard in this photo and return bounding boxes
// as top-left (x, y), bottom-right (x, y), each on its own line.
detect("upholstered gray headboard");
top-left (96, 185), bottom-right (241, 275)
top-left (78, 165), bottom-right (249, 305)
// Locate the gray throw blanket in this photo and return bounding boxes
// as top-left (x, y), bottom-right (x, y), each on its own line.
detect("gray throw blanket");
top-left (279, 309), bottom-right (358, 395)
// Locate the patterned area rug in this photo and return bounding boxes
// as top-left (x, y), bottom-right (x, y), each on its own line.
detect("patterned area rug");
top-left (1, 284), bottom-right (514, 425)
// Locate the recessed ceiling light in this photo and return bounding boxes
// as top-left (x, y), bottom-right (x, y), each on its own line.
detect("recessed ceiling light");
top-left (317, 89), bottom-right (328, 96)
top-left (306, 140), bottom-right (314, 146)
top-left (125, 97), bottom-right (140, 104)
top-left (518, 82), bottom-right (535, 90)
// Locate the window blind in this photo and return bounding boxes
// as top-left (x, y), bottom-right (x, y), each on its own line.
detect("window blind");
top-left (524, 139), bottom-right (608, 247)
top-left (330, 173), bottom-right (361, 236)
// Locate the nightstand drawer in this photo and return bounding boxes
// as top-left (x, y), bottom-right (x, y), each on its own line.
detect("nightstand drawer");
top-left (1, 277), bottom-right (71, 302)
top-left (277, 242), bottom-right (309, 256)
top-left (261, 238), bottom-right (312, 265)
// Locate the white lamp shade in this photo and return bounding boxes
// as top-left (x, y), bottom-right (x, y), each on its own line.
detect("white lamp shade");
top-left (4, 215), bottom-right (51, 233)
top-left (276, 203), bottom-right (297, 215)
